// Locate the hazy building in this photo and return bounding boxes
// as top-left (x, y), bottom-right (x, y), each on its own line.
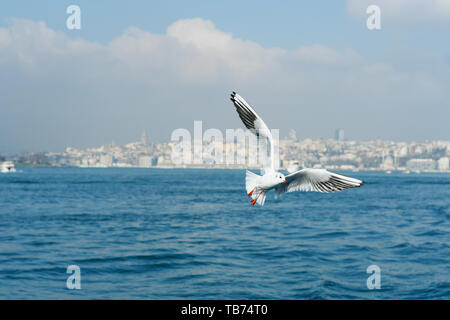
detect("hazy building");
top-left (100, 154), bottom-right (113, 167)
top-left (288, 129), bottom-right (297, 141)
top-left (438, 157), bottom-right (449, 171)
top-left (138, 155), bottom-right (153, 168)
top-left (335, 129), bottom-right (344, 141)
top-left (380, 156), bottom-right (394, 170)
top-left (406, 159), bottom-right (436, 171)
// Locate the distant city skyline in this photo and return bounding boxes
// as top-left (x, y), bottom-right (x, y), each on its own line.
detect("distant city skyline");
top-left (2, 127), bottom-right (450, 156)
top-left (1, 1), bottom-right (449, 153)
top-left (6, 129), bottom-right (449, 173)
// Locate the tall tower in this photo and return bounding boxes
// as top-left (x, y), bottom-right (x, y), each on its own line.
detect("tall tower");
top-left (335, 129), bottom-right (344, 141)
top-left (141, 130), bottom-right (148, 146)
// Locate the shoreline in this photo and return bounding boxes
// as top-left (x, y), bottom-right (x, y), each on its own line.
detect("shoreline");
top-left (11, 165), bottom-right (450, 173)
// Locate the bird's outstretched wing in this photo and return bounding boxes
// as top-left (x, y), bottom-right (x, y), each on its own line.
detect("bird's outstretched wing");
top-left (230, 92), bottom-right (274, 174)
top-left (275, 168), bottom-right (363, 197)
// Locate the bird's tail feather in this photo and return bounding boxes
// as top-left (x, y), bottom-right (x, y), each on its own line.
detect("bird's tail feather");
top-left (246, 170), bottom-right (259, 195)
top-left (250, 191), bottom-right (266, 206)
top-left (257, 192), bottom-right (266, 206)
top-left (246, 170), bottom-right (266, 206)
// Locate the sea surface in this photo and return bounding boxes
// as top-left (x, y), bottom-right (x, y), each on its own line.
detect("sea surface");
top-left (0, 168), bottom-right (449, 299)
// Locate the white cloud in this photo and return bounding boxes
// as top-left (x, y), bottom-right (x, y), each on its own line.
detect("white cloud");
top-left (107, 18), bottom-right (285, 82)
top-left (0, 18), bottom-right (449, 152)
top-left (293, 44), bottom-right (361, 65)
top-left (347, 0), bottom-right (450, 24)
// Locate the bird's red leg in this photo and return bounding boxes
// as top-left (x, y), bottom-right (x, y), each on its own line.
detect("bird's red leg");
top-left (251, 190), bottom-right (264, 206)
top-left (248, 187), bottom-right (255, 197)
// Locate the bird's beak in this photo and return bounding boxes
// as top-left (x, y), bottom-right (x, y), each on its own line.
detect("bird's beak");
top-left (284, 180), bottom-right (288, 184)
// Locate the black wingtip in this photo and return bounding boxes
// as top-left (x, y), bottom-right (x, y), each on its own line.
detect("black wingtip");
top-left (354, 181), bottom-right (364, 188)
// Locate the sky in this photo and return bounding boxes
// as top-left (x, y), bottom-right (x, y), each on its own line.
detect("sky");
top-left (0, 0), bottom-right (449, 153)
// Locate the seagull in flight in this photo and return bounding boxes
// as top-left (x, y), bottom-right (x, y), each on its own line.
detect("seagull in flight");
top-left (229, 92), bottom-right (364, 206)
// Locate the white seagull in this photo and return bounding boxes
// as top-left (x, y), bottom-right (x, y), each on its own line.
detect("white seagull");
top-left (230, 92), bottom-right (364, 206)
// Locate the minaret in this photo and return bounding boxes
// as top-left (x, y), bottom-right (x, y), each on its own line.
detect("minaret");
top-left (141, 130), bottom-right (148, 146)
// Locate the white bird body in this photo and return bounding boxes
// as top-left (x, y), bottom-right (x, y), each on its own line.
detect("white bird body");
top-left (229, 92), bottom-right (364, 206)
top-left (258, 175), bottom-right (283, 190)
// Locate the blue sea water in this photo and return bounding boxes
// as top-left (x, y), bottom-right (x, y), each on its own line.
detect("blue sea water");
top-left (0, 168), bottom-right (449, 299)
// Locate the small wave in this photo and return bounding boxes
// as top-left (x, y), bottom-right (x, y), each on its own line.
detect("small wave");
top-left (414, 229), bottom-right (446, 237)
top-left (78, 252), bottom-right (197, 264)
top-left (3, 180), bottom-right (41, 184)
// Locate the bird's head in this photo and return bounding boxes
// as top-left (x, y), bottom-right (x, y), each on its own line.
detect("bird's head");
top-left (275, 172), bottom-right (288, 184)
